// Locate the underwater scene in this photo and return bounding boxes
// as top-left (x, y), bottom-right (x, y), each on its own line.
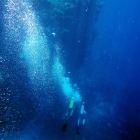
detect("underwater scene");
top-left (0, 0), bottom-right (140, 139)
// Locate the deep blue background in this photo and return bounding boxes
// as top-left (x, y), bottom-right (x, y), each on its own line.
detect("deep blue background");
top-left (82, 0), bottom-right (140, 139)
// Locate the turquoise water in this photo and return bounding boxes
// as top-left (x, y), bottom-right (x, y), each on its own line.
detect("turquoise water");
top-left (0, 0), bottom-right (140, 139)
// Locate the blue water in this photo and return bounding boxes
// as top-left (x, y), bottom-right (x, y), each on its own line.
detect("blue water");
top-left (0, 0), bottom-right (140, 139)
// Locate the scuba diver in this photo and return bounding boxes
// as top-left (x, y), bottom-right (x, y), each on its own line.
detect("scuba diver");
top-left (62, 96), bottom-right (75, 132)
top-left (76, 101), bottom-right (86, 135)
top-left (62, 84), bottom-right (79, 132)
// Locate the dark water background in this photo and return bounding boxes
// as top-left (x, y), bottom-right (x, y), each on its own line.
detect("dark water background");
top-left (0, 0), bottom-right (140, 139)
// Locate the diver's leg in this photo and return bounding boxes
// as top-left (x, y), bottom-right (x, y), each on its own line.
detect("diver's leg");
top-left (76, 115), bottom-right (81, 135)
top-left (82, 118), bottom-right (85, 125)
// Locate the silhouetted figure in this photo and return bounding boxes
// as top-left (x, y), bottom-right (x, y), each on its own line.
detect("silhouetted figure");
top-left (62, 96), bottom-right (75, 132)
top-left (76, 101), bottom-right (86, 135)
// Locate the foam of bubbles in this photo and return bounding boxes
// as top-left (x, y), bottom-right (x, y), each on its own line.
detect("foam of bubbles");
top-left (3, 0), bottom-right (82, 102)
top-left (3, 0), bottom-right (50, 86)
top-left (52, 49), bottom-right (81, 102)
top-left (21, 2), bottom-right (50, 85)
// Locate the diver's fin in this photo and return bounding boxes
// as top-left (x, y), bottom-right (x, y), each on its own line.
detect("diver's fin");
top-left (62, 123), bottom-right (68, 132)
top-left (76, 126), bottom-right (80, 135)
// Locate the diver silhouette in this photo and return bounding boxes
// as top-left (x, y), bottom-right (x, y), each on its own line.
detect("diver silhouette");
top-left (62, 96), bottom-right (75, 132)
top-left (76, 101), bottom-right (86, 135)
